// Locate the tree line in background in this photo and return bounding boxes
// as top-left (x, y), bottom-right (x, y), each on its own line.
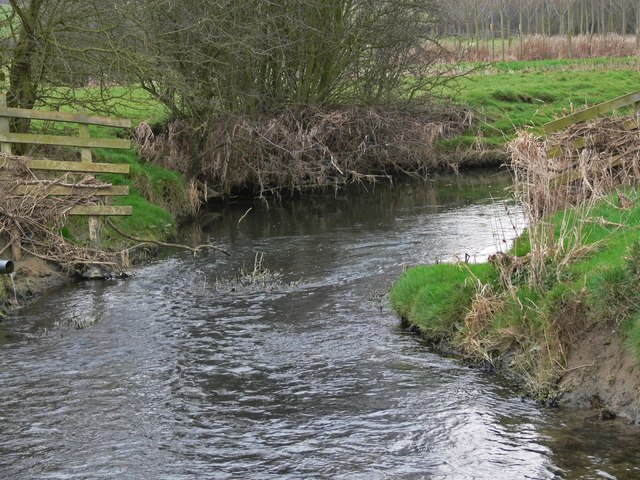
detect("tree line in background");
top-left (442, 0), bottom-right (640, 60)
top-left (0, 0), bottom-right (453, 115)
top-left (1, 0), bottom-right (638, 193)
top-left (3, 0), bottom-right (638, 116)
top-left (444, 0), bottom-right (640, 38)
top-left (0, 0), bottom-right (467, 194)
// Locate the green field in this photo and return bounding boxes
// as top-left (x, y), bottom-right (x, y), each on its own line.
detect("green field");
top-left (440, 58), bottom-right (640, 149)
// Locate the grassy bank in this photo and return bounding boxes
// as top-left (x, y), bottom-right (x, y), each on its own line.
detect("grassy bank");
top-left (439, 57), bottom-right (640, 153)
top-left (390, 187), bottom-right (640, 400)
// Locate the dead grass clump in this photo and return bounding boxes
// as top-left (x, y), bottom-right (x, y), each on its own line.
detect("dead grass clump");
top-left (0, 155), bottom-right (126, 273)
top-left (508, 334), bottom-right (564, 402)
top-left (453, 35), bottom-right (640, 62)
top-left (460, 283), bottom-right (507, 361)
top-left (548, 292), bottom-right (588, 352)
top-left (135, 104), bottom-right (472, 198)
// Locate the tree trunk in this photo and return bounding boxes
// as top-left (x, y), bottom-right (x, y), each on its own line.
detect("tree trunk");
top-left (500, 8), bottom-right (505, 61)
top-left (568, 4), bottom-right (573, 57)
top-left (636, 0), bottom-right (640, 46)
top-left (7, 0), bottom-right (45, 137)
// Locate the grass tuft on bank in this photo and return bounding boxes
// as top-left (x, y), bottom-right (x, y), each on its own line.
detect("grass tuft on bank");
top-left (389, 263), bottom-right (497, 339)
top-left (58, 147), bottom-right (197, 251)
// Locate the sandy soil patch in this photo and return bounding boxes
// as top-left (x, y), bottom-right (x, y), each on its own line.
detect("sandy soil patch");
top-left (559, 323), bottom-right (640, 423)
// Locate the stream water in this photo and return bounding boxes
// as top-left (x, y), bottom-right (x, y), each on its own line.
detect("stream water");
top-left (2, 172), bottom-right (640, 479)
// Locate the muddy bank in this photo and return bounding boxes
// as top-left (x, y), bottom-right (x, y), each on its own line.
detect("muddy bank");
top-left (400, 316), bottom-right (640, 425)
top-left (559, 324), bottom-right (640, 423)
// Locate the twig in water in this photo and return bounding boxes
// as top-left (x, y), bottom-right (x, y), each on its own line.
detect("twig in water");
top-left (106, 218), bottom-right (230, 257)
top-left (238, 207), bottom-right (253, 226)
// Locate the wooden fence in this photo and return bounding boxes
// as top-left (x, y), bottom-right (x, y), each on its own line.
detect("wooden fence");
top-left (539, 90), bottom-right (640, 186)
top-left (541, 90), bottom-right (640, 135)
top-left (0, 93), bottom-right (132, 260)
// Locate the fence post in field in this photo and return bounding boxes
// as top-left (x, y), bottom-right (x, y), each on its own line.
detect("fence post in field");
top-left (0, 93), bottom-right (21, 262)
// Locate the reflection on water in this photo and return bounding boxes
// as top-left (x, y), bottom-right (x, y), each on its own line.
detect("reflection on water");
top-left (0, 171), bottom-right (639, 479)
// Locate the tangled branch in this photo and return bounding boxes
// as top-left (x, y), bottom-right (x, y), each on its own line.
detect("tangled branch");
top-left (0, 155), bottom-right (125, 272)
top-left (136, 104), bottom-right (472, 198)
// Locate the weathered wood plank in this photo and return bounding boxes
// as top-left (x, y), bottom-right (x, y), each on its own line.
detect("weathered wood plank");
top-left (551, 153), bottom-right (625, 187)
top-left (0, 132), bottom-right (130, 150)
top-left (24, 159), bottom-right (130, 174)
top-left (79, 122), bottom-right (93, 163)
top-left (542, 91), bottom-right (640, 134)
top-left (0, 107), bottom-right (131, 128)
top-left (68, 205), bottom-right (132, 216)
top-left (0, 96), bottom-right (12, 156)
top-left (15, 185), bottom-right (129, 196)
top-left (547, 118), bottom-right (639, 159)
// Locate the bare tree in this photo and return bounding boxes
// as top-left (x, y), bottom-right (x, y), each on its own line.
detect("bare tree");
top-left (121, 0), bottom-right (454, 121)
top-left (0, 0), bottom-right (133, 132)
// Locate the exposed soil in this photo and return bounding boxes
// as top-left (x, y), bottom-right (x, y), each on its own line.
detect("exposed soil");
top-left (0, 256), bottom-right (67, 314)
top-left (559, 323), bottom-right (640, 424)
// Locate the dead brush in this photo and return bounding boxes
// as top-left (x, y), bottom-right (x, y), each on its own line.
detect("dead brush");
top-left (135, 104), bottom-right (471, 199)
top-left (509, 339), bottom-right (564, 402)
top-left (459, 280), bottom-right (507, 362)
top-left (0, 155), bottom-right (127, 273)
top-left (509, 115), bottom-right (640, 291)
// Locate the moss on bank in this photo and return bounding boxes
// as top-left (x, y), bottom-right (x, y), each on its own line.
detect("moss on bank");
top-left (390, 189), bottom-right (640, 401)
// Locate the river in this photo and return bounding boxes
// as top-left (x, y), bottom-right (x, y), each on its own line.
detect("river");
top-left (1, 172), bottom-right (640, 479)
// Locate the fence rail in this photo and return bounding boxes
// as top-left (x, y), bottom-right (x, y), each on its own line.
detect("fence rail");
top-left (541, 90), bottom-right (640, 134)
top-left (539, 90), bottom-right (640, 188)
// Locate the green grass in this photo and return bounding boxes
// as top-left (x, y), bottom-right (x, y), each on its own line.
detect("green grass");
top-left (440, 59), bottom-right (640, 150)
top-left (390, 262), bottom-right (497, 338)
top-left (82, 147), bottom-right (196, 248)
top-left (482, 56), bottom-right (640, 73)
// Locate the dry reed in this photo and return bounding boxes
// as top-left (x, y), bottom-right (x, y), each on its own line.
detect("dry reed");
top-left (509, 114), bottom-right (640, 289)
top-left (453, 34), bottom-right (640, 63)
top-left (135, 104), bottom-right (472, 198)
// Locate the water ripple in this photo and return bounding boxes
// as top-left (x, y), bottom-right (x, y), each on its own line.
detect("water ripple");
top-left (1, 175), bottom-right (636, 478)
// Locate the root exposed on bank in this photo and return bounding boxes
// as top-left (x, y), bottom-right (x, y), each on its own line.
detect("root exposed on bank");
top-left (135, 104), bottom-right (472, 198)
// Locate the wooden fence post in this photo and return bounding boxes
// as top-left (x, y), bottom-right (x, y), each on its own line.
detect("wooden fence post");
top-left (0, 93), bottom-right (21, 261)
top-left (0, 94), bottom-right (12, 156)
top-left (79, 114), bottom-right (101, 248)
